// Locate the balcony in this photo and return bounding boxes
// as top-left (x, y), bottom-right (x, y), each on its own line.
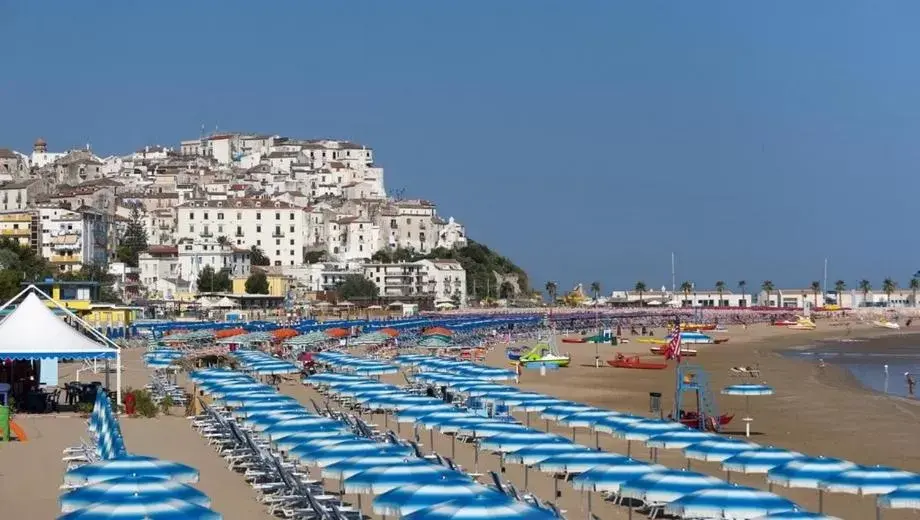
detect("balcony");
top-left (51, 254), bottom-right (81, 263)
top-left (235, 230), bottom-right (244, 237)
top-left (0, 228), bottom-right (29, 236)
top-left (0, 214), bottom-right (31, 222)
top-left (272, 231), bottom-right (285, 238)
top-left (200, 231), bottom-right (213, 238)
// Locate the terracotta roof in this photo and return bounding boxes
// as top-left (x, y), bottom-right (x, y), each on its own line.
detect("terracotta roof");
top-left (145, 245), bottom-right (179, 255)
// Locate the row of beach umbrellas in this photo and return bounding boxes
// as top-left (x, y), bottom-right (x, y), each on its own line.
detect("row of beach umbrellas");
top-left (231, 350), bottom-right (301, 375)
top-left (313, 351), bottom-right (399, 376)
top-left (191, 367), bottom-right (557, 519)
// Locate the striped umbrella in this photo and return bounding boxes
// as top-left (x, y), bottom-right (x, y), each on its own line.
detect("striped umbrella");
top-left (57, 497), bottom-right (221, 519)
top-left (619, 470), bottom-right (728, 504)
top-left (722, 384), bottom-right (775, 422)
top-left (878, 483), bottom-right (920, 510)
top-left (374, 482), bottom-right (498, 516)
top-left (229, 401), bottom-right (304, 419)
top-left (557, 409), bottom-right (622, 428)
top-left (723, 448), bottom-right (805, 474)
top-left (536, 451), bottom-right (633, 474)
top-left (570, 462), bottom-right (669, 493)
top-left (396, 404), bottom-right (459, 423)
top-left (401, 493), bottom-right (556, 520)
top-left (664, 486), bottom-right (799, 519)
top-left (261, 417), bottom-right (343, 439)
top-left (344, 466), bottom-right (467, 494)
top-left (306, 373), bottom-right (365, 385)
top-left (243, 412), bottom-right (315, 431)
top-left (591, 414), bottom-right (648, 435)
top-left (820, 465), bottom-right (920, 495)
top-left (294, 441), bottom-right (413, 467)
top-left (59, 475), bottom-right (211, 513)
top-left (455, 422), bottom-right (531, 438)
top-left (478, 432), bottom-right (569, 453)
top-left (415, 412), bottom-right (475, 430)
top-left (505, 443), bottom-right (590, 465)
top-left (214, 392), bottom-right (285, 407)
top-left (64, 456), bottom-right (199, 486)
top-left (684, 439), bottom-right (760, 463)
top-left (751, 512), bottom-right (843, 519)
top-left (323, 456), bottom-right (432, 480)
top-left (646, 430), bottom-right (718, 450)
top-left (540, 403), bottom-right (595, 421)
top-left (767, 457), bottom-right (857, 513)
top-left (271, 432), bottom-right (357, 452)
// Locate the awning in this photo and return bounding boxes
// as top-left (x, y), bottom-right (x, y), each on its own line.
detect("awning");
top-left (0, 291), bottom-right (117, 360)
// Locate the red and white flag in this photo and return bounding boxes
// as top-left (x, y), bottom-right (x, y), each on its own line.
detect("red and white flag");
top-left (664, 319), bottom-right (682, 362)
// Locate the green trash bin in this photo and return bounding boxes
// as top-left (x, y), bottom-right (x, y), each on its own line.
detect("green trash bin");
top-left (0, 405), bottom-right (10, 442)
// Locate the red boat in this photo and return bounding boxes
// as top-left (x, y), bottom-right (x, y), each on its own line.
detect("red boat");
top-left (649, 346), bottom-right (698, 357)
top-left (678, 412), bottom-right (735, 430)
top-left (606, 354), bottom-right (668, 370)
top-left (561, 337), bottom-right (587, 344)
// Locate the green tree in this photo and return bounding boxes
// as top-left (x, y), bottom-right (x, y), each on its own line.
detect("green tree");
top-left (910, 278), bottom-right (919, 308)
top-left (545, 281), bottom-right (558, 306)
top-left (761, 280), bottom-right (775, 307)
top-left (634, 281), bottom-right (647, 306)
top-left (737, 280), bottom-right (747, 307)
top-left (499, 281), bottom-right (515, 299)
top-left (679, 281), bottom-right (693, 307)
top-left (249, 246), bottom-right (270, 266)
top-left (370, 249), bottom-right (392, 263)
top-left (335, 274), bottom-right (378, 300)
top-left (216, 235), bottom-right (228, 246)
top-left (116, 206), bottom-right (148, 267)
top-left (882, 278), bottom-right (896, 304)
top-left (196, 265), bottom-right (232, 292)
top-left (244, 272), bottom-right (270, 294)
top-left (858, 279), bottom-right (871, 306)
top-left (834, 280), bottom-right (846, 307)
top-left (810, 281), bottom-right (822, 308)
top-left (304, 250), bottom-right (325, 264)
top-left (715, 280), bottom-right (726, 307)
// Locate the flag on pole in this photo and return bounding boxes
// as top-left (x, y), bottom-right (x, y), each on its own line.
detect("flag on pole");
top-left (664, 317), bottom-right (682, 362)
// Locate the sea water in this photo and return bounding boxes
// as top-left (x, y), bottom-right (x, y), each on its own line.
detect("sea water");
top-left (784, 342), bottom-right (920, 398)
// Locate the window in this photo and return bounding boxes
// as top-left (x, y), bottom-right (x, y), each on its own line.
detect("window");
top-left (289, 212), bottom-right (294, 220)
top-left (236, 212), bottom-right (242, 220)
top-left (256, 240), bottom-right (261, 246)
top-left (289, 250), bottom-right (294, 256)
top-left (275, 239), bottom-right (280, 245)
top-left (217, 213), bottom-right (224, 220)
top-left (275, 212), bottom-right (280, 220)
top-left (290, 239), bottom-right (294, 245)
top-left (256, 226), bottom-right (261, 233)
top-left (203, 213), bottom-right (208, 220)
top-left (256, 213), bottom-right (261, 220)
top-left (189, 212), bottom-right (194, 220)
top-left (275, 250), bottom-right (280, 256)
top-left (189, 225), bottom-right (194, 232)
top-left (289, 225), bottom-right (294, 233)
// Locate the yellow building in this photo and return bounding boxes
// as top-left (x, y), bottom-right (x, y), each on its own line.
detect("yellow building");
top-left (23, 280), bottom-right (139, 327)
top-left (0, 212), bottom-right (32, 247)
top-left (231, 272), bottom-right (291, 298)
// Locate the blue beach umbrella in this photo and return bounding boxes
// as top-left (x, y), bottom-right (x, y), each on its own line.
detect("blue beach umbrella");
top-left (478, 432), bottom-right (569, 453)
top-left (570, 461), bottom-right (668, 493)
top-left (683, 438), bottom-right (760, 463)
top-left (64, 456), bottom-right (199, 486)
top-left (57, 497), bottom-right (221, 519)
top-left (723, 447), bottom-right (806, 475)
top-left (664, 486), bottom-right (799, 520)
top-left (820, 465), bottom-right (920, 495)
top-left (591, 414), bottom-right (648, 435)
top-left (415, 412), bottom-right (475, 430)
top-left (344, 465), bottom-right (466, 494)
top-left (396, 404), bottom-right (459, 423)
top-left (215, 392), bottom-right (286, 407)
top-left (295, 441), bottom-right (413, 467)
top-left (646, 430), bottom-right (718, 450)
top-left (374, 482), bottom-right (499, 516)
top-left (619, 470), bottom-right (728, 504)
top-left (272, 432), bottom-right (357, 452)
top-left (402, 493), bottom-right (556, 520)
top-left (229, 400), bottom-right (304, 418)
top-left (262, 418), bottom-right (343, 439)
top-left (455, 422), bottom-right (531, 438)
top-left (59, 475), bottom-right (211, 513)
top-left (616, 420), bottom-right (688, 441)
top-left (878, 483), bottom-right (920, 510)
top-left (751, 512), bottom-right (843, 519)
top-left (505, 443), bottom-right (590, 465)
top-left (243, 412), bottom-right (315, 431)
top-left (540, 403), bottom-right (595, 421)
top-left (323, 456), bottom-right (432, 480)
top-left (536, 451), bottom-right (633, 474)
top-left (767, 457), bottom-right (858, 513)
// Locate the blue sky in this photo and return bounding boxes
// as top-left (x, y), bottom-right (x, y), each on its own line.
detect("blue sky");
top-left (2, 1), bottom-right (920, 293)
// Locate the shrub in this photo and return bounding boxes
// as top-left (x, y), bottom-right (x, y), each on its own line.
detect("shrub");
top-left (128, 389), bottom-right (158, 418)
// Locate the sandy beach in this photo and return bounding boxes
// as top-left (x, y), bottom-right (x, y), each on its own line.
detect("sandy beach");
top-left (3, 322), bottom-right (919, 520)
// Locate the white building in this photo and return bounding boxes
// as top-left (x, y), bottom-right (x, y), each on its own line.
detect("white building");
top-left (286, 262), bottom-right (365, 292)
top-left (37, 206), bottom-right (109, 272)
top-left (176, 198), bottom-right (306, 267)
top-left (30, 138), bottom-right (65, 168)
top-left (362, 261), bottom-right (425, 299)
top-left (415, 259), bottom-right (468, 307)
top-left (176, 238), bottom-right (251, 291)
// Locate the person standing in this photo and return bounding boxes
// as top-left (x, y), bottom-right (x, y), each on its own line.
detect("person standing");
top-left (907, 372), bottom-right (916, 397)
top-left (514, 362), bottom-right (522, 384)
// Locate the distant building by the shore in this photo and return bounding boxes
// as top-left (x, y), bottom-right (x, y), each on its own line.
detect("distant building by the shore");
top-left (603, 286), bottom-right (919, 309)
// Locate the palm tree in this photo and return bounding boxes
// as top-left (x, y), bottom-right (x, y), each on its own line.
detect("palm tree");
top-left (590, 281), bottom-right (601, 302)
top-left (858, 279), bottom-right (871, 307)
top-left (715, 280), bottom-right (726, 308)
top-left (679, 281), bottom-right (693, 307)
top-left (882, 278), bottom-right (896, 305)
top-left (737, 280), bottom-right (747, 307)
top-left (634, 281), bottom-right (647, 307)
top-left (834, 280), bottom-right (846, 307)
top-left (545, 281), bottom-right (558, 307)
top-left (810, 281), bottom-right (821, 308)
top-left (761, 280), bottom-right (775, 308)
top-left (910, 278), bottom-right (919, 308)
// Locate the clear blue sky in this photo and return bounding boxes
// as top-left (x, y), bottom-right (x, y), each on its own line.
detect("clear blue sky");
top-left (2, 1), bottom-right (919, 293)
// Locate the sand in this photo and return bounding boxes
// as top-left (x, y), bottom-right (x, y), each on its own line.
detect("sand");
top-left (3, 322), bottom-right (919, 520)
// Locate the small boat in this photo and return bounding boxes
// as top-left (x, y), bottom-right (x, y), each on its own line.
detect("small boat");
top-left (680, 323), bottom-right (716, 332)
top-left (664, 332), bottom-right (729, 345)
top-left (561, 337), bottom-right (587, 344)
top-left (519, 343), bottom-right (571, 367)
top-left (788, 316), bottom-right (817, 330)
top-left (649, 346), bottom-right (698, 357)
top-left (873, 319), bottom-right (900, 330)
top-left (607, 355), bottom-right (667, 370)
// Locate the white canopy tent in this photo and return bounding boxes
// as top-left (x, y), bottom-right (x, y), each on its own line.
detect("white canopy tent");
top-left (0, 286), bottom-right (121, 405)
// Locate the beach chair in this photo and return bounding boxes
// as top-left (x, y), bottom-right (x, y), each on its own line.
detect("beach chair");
top-left (489, 471), bottom-right (508, 495)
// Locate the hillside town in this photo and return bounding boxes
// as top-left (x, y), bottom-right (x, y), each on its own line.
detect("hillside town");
top-left (0, 135), bottom-right (475, 316)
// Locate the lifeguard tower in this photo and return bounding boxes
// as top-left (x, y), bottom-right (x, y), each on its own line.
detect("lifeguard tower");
top-left (673, 363), bottom-right (721, 432)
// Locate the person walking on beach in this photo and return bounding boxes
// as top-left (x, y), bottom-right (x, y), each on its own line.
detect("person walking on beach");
top-left (907, 372), bottom-right (916, 397)
top-left (514, 362), bottom-right (522, 384)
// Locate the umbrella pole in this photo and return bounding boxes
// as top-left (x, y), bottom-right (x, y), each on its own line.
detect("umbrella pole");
top-left (474, 446), bottom-right (479, 472)
top-left (524, 465), bottom-right (529, 489)
top-left (526, 412), bottom-right (530, 427)
top-left (545, 418), bottom-right (550, 432)
top-left (430, 428), bottom-right (434, 450)
top-left (818, 489), bottom-right (824, 513)
top-left (594, 430), bottom-right (599, 450)
top-left (571, 427), bottom-right (576, 441)
top-left (627, 440), bottom-right (631, 457)
top-left (451, 434), bottom-right (456, 459)
top-left (726, 470), bottom-right (731, 483)
top-left (587, 490), bottom-right (592, 520)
